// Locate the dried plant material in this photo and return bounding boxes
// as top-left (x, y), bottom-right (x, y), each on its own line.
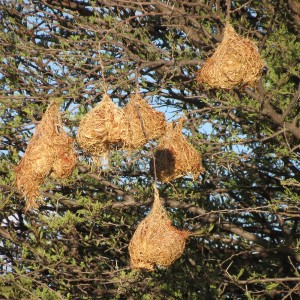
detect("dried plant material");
top-left (50, 136), bottom-right (77, 179)
top-left (77, 94), bottom-right (128, 157)
top-left (15, 161), bottom-right (43, 211)
top-left (124, 93), bottom-right (167, 149)
top-left (197, 23), bottom-right (264, 89)
top-left (151, 117), bottom-right (204, 182)
top-left (129, 186), bottom-right (189, 270)
top-left (15, 102), bottom-right (77, 210)
top-left (15, 102), bottom-right (60, 210)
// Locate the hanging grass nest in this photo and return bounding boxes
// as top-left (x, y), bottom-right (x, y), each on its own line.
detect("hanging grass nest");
top-left (197, 23), bottom-right (264, 89)
top-left (129, 186), bottom-right (189, 270)
top-left (15, 102), bottom-right (77, 211)
top-left (124, 93), bottom-right (167, 149)
top-left (151, 117), bottom-right (204, 183)
top-left (77, 94), bottom-right (129, 157)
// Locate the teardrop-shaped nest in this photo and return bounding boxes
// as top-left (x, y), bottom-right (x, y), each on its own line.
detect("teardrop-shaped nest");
top-left (15, 102), bottom-right (77, 211)
top-left (151, 117), bottom-right (204, 183)
top-left (124, 93), bottom-right (167, 149)
top-left (197, 23), bottom-right (264, 89)
top-left (77, 94), bottom-right (129, 157)
top-left (129, 187), bottom-right (189, 270)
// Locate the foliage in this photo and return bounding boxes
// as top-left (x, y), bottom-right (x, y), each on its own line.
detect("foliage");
top-left (0, 0), bottom-right (299, 299)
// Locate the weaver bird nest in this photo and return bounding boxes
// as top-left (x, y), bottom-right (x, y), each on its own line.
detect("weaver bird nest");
top-left (129, 186), bottom-right (189, 270)
top-left (197, 23), bottom-right (264, 89)
top-left (15, 102), bottom-right (77, 211)
top-left (124, 93), bottom-right (167, 149)
top-left (77, 94), bottom-right (128, 158)
top-left (151, 117), bottom-right (204, 182)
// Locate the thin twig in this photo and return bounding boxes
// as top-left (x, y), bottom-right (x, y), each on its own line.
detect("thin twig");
top-left (134, 102), bottom-right (157, 182)
top-left (98, 42), bottom-right (107, 94)
top-left (237, 277), bottom-right (300, 285)
top-left (226, 0), bottom-right (231, 22)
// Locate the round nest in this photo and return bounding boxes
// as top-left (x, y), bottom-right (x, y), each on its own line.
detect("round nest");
top-left (124, 93), bottom-right (167, 149)
top-left (77, 94), bottom-right (129, 157)
top-left (197, 23), bottom-right (264, 89)
top-left (151, 117), bottom-right (204, 183)
top-left (129, 186), bottom-right (189, 270)
top-left (15, 102), bottom-right (77, 211)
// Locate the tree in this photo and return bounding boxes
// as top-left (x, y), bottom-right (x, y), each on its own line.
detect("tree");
top-left (0, 0), bottom-right (299, 299)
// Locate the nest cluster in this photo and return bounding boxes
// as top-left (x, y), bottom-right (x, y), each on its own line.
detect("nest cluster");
top-left (197, 23), bottom-right (264, 89)
top-left (13, 20), bottom-right (265, 271)
top-left (75, 96), bottom-right (202, 270)
top-left (77, 93), bottom-right (167, 157)
top-left (16, 94), bottom-right (203, 212)
top-left (129, 186), bottom-right (189, 270)
top-left (77, 93), bottom-right (203, 183)
top-left (15, 56), bottom-right (208, 269)
top-left (15, 102), bottom-right (77, 211)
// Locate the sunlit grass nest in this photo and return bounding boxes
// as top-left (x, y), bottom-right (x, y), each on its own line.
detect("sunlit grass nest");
top-left (15, 102), bottom-right (77, 211)
top-left (77, 94), bottom-right (129, 158)
top-left (129, 186), bottom-right (189, 270)
top-left (197, 23), bottom-right (264, 89)
top-left (124, 93), bottom-right (167, 149)
top-left (151, 117), bottom-right (204, 183)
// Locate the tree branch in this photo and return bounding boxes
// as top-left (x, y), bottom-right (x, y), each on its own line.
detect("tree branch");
top-left (237, 277), bottom-right (300, 285)
top-left (41, 0), bottom-right (94, 16)
top-left (245, 88), bottom-right (300, 140)
top-left (0, 226), bottom-right (13, 241)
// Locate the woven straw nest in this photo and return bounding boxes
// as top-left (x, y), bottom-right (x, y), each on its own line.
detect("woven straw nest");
top-left (124, 93), bottom-right (167, 149)
top-left (197, 23), bottom-right (264, 89)
top-left (77, 94), bottom-right (129, 158)
top-left (151, 117), bottom-right (204, 183)
top-left (15, 102), bottom-right (77, 211)
top-left (129, 186), bottom-right (189, 270)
